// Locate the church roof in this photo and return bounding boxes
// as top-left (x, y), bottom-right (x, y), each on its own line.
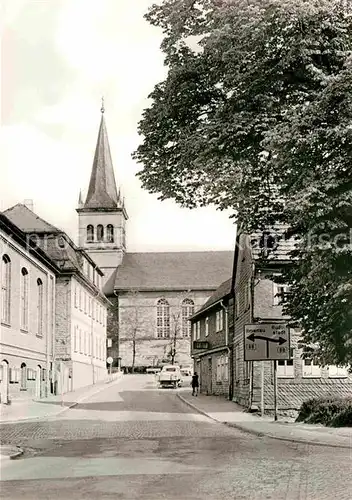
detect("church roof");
top-left (110, 251), bottom-right (234, 293)
top-left (83, 110), bottom-right (120, 209)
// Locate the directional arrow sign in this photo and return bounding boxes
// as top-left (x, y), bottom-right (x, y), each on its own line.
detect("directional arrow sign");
top-left (244, 324), bottom-right (290, 361)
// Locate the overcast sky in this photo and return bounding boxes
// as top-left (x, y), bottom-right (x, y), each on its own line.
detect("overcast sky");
top-left (1, 0), bottom-right (236, 252)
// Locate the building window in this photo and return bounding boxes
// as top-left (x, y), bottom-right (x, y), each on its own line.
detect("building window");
top-left (192, 322), bottom-right (197, 341)
top-left (215, 310), bottom-right (223, 332)
top-left (1, 255), bottom-right (11, 324)
top-left (97, 224), bottom-right (104, 242)
top-left (20, 267), bottom-right (29, 331)
top-left (302, 358), bottom-right (321, 378)
top-left (87, 225), bottom-right (94, 242)
top-left (107, 224), bottom-right (114, 243)
top-left (182, 298), bottom-right (194, 337)
top-left (205, 317), bottom-right (209, 337)
top-left (327, 365), bottom-right (348, 378)
top-left (74, 325), bottom-right (78, 352)
top-left (156, 299), bottom-right (170, 338)
top-left (273, 283), bottom-right (290, 306)
top-left (196, 321), bottom-right (201, 340)
top-left (37, 278), bottom-right (43, 336)
top-left (277, 348), bottom-right (294, 377)
top-left (74, 285), bottom-right (78, 308)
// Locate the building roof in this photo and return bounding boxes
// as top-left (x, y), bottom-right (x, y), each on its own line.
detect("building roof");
top-left (109, 251), bottom-right (234, 294)
top-left (0, 212), bottom-right (59, 274)
top-left (83, 111), bottom-right (121, 209)
top-left (190, 277), bottom-right (232, 320)
top-left (3, 203), bottom-right (104, 276)
top-left (3, 203), bottom-right (61, 233)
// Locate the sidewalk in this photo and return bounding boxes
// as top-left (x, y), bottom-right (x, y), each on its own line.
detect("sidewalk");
top-left (0, 372), bottom-right (124, 425)
top-left (178, 391), bottom-right (352, 449)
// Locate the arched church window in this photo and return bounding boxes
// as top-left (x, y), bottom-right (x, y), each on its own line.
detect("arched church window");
top-left (181, 298), bottom-right (194, 337)
top-left (97, 224), bottom-right (104, 242)
top-left (107, 224), bottom-right (114, 243)
top-left (156, 299), bottom-right (170, 338)
top-left (87, 225), bottom-right (94, 243)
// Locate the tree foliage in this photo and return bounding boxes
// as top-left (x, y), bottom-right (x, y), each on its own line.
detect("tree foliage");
top-left (134, 0), bottom-right (352, 365)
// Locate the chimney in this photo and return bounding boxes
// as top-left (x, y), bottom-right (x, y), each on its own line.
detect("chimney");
top-left (23, 199), bottom-right (34, 211)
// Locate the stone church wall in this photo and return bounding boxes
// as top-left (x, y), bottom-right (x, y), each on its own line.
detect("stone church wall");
top-left (117, 289), bottom-right (213, 368)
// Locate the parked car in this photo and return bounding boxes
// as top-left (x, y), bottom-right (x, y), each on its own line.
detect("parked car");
top-left (158, 365), bottom-right (183, 388)
top-left (180, 369), bottom-right (192, 378)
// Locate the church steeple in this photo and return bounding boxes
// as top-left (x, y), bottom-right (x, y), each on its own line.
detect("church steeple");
top-left (76, 100), bottom-right (128, 279)
top-left (83, 100), bottom-right (120, 210)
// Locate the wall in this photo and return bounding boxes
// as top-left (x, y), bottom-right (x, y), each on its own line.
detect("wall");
top-left (232, 234), bottom-right (253, 407)
top-left (55, 276), bottom-right (107, 393)
top-left (0, 230), bottom-right (55, 402)
top-left (117, 289), bottom-right (212, 368)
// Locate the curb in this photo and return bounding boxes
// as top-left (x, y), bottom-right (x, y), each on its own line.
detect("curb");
top-left (177, 394), bottom-right (352, 450)
top-left (0, 374), bottom-right (124, 426)
top-left (0, 446), bottom-right (24, 460)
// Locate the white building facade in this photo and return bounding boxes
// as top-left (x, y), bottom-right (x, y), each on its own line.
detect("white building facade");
top-left (0, 214), bottom-right (56, 403)
top-left (3, 204), bottom-right (110, 397)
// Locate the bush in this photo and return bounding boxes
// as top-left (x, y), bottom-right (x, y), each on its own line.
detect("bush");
top-left (296, 397), bottom-right (352, 427)
top-left (329, 406), bottom-right (352, 428)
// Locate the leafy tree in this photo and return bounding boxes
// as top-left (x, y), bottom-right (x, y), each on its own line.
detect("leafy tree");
top-left (134, 0), bottom-right (352, 364)
top-left (119, 290), bottom-right (154, 372)
top-left (272, 62), bottom-right (352, 366)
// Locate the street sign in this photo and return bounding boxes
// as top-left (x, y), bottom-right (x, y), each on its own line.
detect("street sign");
top-left (244, 324), bottom-right (290, 361)
top-left (106, 356), bottom-right (113, 364)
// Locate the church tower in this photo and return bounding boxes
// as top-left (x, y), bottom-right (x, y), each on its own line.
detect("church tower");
top-left (76, 101), bottom-right (128, 280)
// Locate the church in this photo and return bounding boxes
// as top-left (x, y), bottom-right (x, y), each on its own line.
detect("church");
top-left (76, 105), bottom-right (234, 370)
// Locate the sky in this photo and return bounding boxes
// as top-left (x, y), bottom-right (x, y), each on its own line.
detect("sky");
top-left (1, 0), bottom-right (236, 252)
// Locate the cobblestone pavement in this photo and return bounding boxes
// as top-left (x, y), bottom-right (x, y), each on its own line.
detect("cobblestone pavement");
top-left (0, 375), bottom-right (351, 500)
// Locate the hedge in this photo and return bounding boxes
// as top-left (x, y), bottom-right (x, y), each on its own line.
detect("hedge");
top-left (296, 397), bottom-right (352, 427)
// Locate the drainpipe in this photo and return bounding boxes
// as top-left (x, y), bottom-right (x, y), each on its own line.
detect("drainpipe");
top-left (45, 274), bottom-right (50, 398)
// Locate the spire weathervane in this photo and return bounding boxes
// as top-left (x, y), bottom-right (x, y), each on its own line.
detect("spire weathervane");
top-left (101, 96), bottom-right (105, 114)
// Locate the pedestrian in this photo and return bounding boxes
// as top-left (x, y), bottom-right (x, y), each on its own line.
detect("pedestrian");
top-left (191, 372), bottom-right (199, 396)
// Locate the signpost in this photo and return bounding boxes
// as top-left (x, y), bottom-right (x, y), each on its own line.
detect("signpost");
top-left (107, 356), bottom-right (113, 376)
top-left (244, 324), bottom-right (290, 361)
top-left (244, 324), bottom-right (290, 421)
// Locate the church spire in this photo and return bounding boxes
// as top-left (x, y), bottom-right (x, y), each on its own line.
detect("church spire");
top-left (83, 101), bottom-right (120, 209)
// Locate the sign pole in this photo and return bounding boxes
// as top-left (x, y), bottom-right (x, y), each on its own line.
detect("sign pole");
top-left (261, 361), bottom-right (265, 417)
top-left (273, 360), bottom-right (278, 421)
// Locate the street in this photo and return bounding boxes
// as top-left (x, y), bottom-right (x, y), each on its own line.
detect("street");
top-left (0, 375), bottom-right (351, 500)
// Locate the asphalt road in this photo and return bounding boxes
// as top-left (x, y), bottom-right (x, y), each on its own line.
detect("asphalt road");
top-left (0, 375), bottom-right (351, 500)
